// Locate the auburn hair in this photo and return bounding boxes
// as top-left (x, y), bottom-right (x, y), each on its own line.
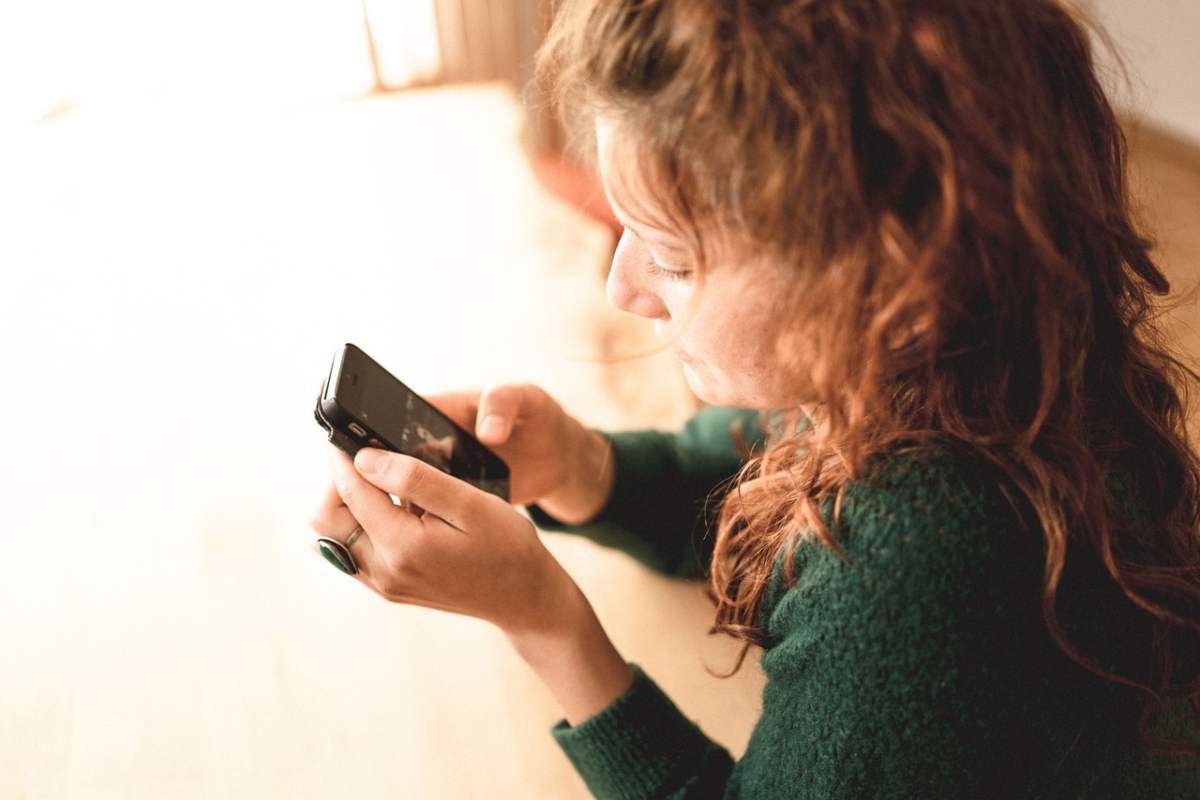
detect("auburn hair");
top-left (534, 0), bottom-right (1200, 756)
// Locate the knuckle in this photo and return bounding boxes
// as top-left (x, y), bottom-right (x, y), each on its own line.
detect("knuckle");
top-left (377, 553), bottom-right (416, 598)
top-left (334, 477), bottom-right (357, 506)
top-left (393, 458), bottom-right (425, 493)
top-left (462, 492), bottom-right (489, 520)
top-left (375, 575), bottom-right (404, 600)
top-left (519, 382), bottom-right (549, 412)
top-left (486, 382), bottom-right (519, 410)
top-left (308, 498), bottom-right (341, 534)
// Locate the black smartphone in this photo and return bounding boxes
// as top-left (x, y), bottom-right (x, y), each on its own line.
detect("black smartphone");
top-left (314, 343), bottom-right (510, 501)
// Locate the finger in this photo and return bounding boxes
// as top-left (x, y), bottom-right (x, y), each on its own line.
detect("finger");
top-left (313, 527), bottom-right (381, 591)
top-left (328, 445), bottom-right (418, 548)
top-left (424, 390), bottom-right (480, 434)
top-left (475, 383), bottom-right (527, 444)
top-left (353, 447), bottom-right (489, 532)
top-left (342, 523), bottom-right (380, 587)
top-left (308, 482), bottom-right (349, 535)
top-left (307, 482), bottom-right (381, 587)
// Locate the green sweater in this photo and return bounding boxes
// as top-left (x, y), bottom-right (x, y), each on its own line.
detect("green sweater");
top-left (525, 406), bottom-right (1200, 799)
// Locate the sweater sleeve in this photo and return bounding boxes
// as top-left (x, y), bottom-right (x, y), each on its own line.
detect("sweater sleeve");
top-left (524, 406), bottom-right (767, 580)
top-left (549, 662), bottom-right (738, 799)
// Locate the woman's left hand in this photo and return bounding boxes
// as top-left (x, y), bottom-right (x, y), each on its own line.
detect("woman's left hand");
top-left (310, 444), bottom-right (577, 637)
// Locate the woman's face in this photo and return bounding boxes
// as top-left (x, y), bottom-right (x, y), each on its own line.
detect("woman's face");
top-left (595, 115), bottom-right (802, 410)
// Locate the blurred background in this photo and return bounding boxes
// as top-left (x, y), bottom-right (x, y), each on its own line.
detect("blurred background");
top-left (0, 1), bottom-right (1197, 798)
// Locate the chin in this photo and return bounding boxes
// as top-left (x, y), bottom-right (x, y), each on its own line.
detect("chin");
top-left (682, 362), bottom-right (773, 408)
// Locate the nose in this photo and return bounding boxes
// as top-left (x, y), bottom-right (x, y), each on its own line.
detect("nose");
top-left (606, 231), bottom-right (670, 321)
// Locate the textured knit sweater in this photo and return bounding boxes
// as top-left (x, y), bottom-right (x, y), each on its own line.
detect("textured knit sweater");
top-left (525, 406), bottom-right (1200, 799)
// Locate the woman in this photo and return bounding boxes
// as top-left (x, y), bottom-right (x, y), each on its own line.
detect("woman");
top-left (310, 0), bottom-right (1200, 796)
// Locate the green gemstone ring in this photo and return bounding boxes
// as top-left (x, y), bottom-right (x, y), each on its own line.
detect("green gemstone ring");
top-left (316, 525), bottom-right (365, 575)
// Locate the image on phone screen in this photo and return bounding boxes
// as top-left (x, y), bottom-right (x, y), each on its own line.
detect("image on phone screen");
top-left (317, 344), bottom-right (510, 501)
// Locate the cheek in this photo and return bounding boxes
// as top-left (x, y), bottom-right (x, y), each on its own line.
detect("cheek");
top-left (681, 303), bottom-right (736, 357)
top-left (686, 303), bottom-right (779, 376)
top-left (675, 327), bottom-right (731, 391)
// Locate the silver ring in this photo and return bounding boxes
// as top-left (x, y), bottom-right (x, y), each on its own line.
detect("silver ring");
top-left (345, 524), bottom-right (365, 549)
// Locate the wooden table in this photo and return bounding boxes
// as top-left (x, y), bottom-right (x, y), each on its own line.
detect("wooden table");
top-left (0, 84), bottom-right (764, 799)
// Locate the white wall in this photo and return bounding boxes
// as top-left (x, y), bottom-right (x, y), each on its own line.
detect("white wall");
top-left (1086, 0), bottom-right (1200, 143)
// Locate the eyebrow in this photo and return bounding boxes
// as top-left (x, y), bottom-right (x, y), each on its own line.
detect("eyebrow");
top-left (618, 217), bottom-right (689, 257)
top-left (604, 184), bottom-right (690, 257)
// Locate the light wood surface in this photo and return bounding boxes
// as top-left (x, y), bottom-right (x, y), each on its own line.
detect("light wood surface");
top-left (1126, 119), bottom-right (1200, 389)
top-left (1, 84), bottom-right (1197, 799)
top-left (0, 84), bottom-right (757, 800)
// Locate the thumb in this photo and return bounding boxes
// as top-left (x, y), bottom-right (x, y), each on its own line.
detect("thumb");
top-left (475, 383), bottom-right (525, 444)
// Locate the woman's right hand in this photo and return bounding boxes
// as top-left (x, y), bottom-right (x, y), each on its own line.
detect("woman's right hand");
top-left (425, 384), bottom-right (614, 521)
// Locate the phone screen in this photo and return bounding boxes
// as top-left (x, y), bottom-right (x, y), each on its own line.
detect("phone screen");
top-left (325, 344), bottom-right (510, 500)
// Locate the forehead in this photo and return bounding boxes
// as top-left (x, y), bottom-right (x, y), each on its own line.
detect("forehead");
top-left (595, 113), bottom-right (715, 260)
top-left (592, 116), bottom-right (781, 278)
top-left (593, 116), bottom-right (677, 234)
top-left (594, 115), bottom-right (619, 176)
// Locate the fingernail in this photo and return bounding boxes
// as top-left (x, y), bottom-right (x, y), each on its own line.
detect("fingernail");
top-left (479, 415), bottom-right (505, 440)
top-left (355, 448), bottom-right (384, 474)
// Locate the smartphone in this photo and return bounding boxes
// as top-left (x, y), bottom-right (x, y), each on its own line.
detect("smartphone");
top-left (314, 343), bottom-right (510, 501)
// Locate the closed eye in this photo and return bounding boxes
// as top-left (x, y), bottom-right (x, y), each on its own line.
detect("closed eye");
top-left (643, 255), bottom-right (692, 282)
top-left (620, 225), bottom-right (692, 282)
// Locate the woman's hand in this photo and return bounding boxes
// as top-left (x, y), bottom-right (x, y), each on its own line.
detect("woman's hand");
top-left (310, 443), bottom-right (578, 637)
top-left (422, 383), bottom-right (574, 506)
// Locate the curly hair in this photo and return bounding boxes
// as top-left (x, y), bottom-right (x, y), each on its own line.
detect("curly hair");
top-left (534, 0), bottom-right (1200, 756)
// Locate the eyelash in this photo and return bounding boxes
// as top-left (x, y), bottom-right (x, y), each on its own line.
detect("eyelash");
top-left (643, 256), bottom-right (692, 282)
